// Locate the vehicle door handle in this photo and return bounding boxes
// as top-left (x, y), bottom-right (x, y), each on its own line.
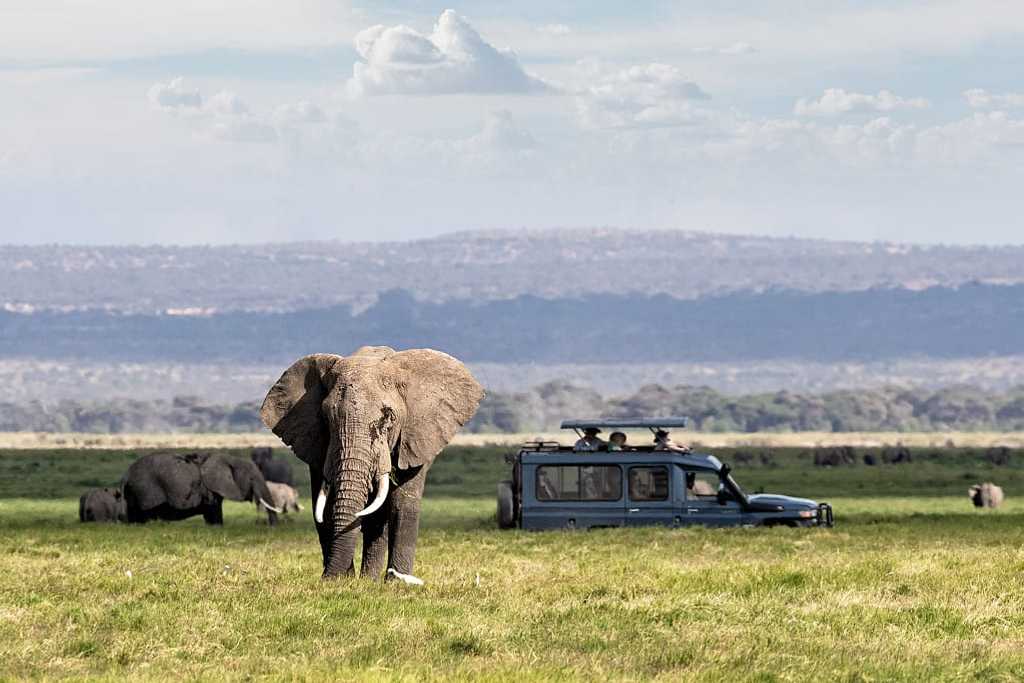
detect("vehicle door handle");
top-left (687, 508), bottom-right (699, 513)
top-left (628, 508), bottom-right (640, 513)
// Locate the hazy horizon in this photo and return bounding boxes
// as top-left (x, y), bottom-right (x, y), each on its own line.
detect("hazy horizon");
top-left (2, 226), bottom-right (1024, 250)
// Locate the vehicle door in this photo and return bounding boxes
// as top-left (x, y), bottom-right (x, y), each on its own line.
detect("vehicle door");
top-left (680, 469), bottom-right (745, 526)
top-left (526, 463), bottom-right (624, 529)
top-left (625, 465), bottom-right (679, 526)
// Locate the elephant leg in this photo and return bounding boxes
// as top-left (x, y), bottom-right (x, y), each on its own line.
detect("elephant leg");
top-left (309, 465), bottom-right (331, 570)
top-left (360, 503), bottom-right (390, 580)
top-left (266, 510), bottom-right (278, 527)
top-left (387, 465), bottom-right (429, 578)
top-left (203, 502), bottom-right (223, 525)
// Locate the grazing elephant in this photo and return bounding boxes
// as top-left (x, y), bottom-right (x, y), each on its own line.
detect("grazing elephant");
top-left (122, 451), bottom-right (281, 525)
top-left (251, 447), bottom-right (294, 485)
top-left (968, 482), bottom-right (1005, 509)
top-left (79, 487), bottom-right (126, 522)
top-left (263, 482), bottom-right (303, 515)
top-left (260, 346), bottom-right (483, 583)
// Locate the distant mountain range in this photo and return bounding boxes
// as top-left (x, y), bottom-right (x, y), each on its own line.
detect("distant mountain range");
top-left (3, 229), bottom-right (1022, 314)
top-left (2, 284), bottom-right (1021, 365)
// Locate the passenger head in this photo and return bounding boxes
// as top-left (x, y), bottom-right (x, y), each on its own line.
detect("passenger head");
top-left (609, 432), bottom-right (627, 447)
top-left (654, 429), bottom-right (670, 443)
top-left (583, 427), bottom-right (601, 438)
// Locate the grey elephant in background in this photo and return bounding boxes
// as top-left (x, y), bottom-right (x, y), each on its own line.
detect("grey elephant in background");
top-left (260, 346), bottom-right (483, 583)
top-left (79, 487), bottom-right (126, 522)
top-left (263, 481), bottom-right (303, 515)
top-left (969, 482), bottom-right (1005, 509)
top-left (122, 452), bottom-right (281, 525)
top-left (251, 447), bottom-right (294, 485)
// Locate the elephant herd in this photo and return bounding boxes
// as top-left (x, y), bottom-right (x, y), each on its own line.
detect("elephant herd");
top-left (78, 346), bottom-right (486, 586)
top-left (79, 449), bottom-right (300, 525)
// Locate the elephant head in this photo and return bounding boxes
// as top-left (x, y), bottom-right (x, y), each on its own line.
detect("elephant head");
top-left (260, 346), bottom-right (483, 578)
top-left (200, 454), bottom-right (281, 514)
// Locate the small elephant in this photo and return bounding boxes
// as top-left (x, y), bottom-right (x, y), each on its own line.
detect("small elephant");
top-left (969, 482), bottom-right (1005, 509)
top-left (261, 346), bottom-right (483, 583)
top-left (263, 482), bottom-right (303, 514)
top-left (251, 447), bottom-right (294, 485)
top-left (122, 451), bottom-right (281, 525)
top-left (79, 487), bottom-right (126, 522)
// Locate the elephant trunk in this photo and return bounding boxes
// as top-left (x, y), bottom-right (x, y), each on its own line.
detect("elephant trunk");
top-left (323, 462), bottom-right (371, 577)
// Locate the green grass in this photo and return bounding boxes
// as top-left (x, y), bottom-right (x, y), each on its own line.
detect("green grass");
top-left (3, 446), bottom-right (1024, 680)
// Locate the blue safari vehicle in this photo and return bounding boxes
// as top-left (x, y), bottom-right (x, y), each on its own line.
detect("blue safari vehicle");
top-left (497, 418), bottom-right (834, 530)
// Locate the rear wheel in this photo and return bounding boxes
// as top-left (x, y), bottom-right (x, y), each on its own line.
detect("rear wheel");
top-left (497, 480), bottom-right (516, 529)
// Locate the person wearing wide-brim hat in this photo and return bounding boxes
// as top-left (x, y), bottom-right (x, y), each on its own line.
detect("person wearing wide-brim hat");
top-left (653, 429), bottom-right (691, 453)
top-left (573, 427), bottom-right (605, 452)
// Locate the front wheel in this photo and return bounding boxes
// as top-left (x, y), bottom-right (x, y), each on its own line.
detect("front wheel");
top-left (497, 480), bottom-right (515, 529)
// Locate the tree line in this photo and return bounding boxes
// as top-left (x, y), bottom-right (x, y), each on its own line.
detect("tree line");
top-left (3, 383), bottom-right (1024, 434)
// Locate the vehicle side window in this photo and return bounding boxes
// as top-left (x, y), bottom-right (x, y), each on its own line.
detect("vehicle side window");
top-left (628, 466), bottom-right (669, 501)
top-left (536, 465), bottom-right (622, 501)
top-left (685, 471), bottom-right (719, 501)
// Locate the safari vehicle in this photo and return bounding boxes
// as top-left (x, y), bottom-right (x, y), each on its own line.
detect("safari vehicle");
top-left (496, 418), bottom-right (834, 530)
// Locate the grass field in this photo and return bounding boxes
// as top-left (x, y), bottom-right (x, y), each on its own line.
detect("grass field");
top-left (3, 445), bottom-right (1024, 680)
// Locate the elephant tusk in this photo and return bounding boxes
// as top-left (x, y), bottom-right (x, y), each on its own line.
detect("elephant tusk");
top-left (259, 498), bottom-right (282, 514)
top-left (355, 474), bottom-right (390, 518)
top-left (314, 483), bottom-right (328, 524)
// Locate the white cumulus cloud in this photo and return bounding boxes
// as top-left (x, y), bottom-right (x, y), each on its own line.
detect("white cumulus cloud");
top-left (147, 77), bottom-right (202, 112)
top-left (963, 89), bottom-right (1024, 109)
top-left (348, 10), bottom-right (551, 96)
top-left (577, 63), bottom-right (710, 129)
top-left (149, 78), bottom-right (328, 144)
top-left (794, 89), bottom-right (930, 117)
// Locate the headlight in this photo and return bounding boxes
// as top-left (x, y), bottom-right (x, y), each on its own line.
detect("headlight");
top-left (798, 509), bottom-right (816, 518)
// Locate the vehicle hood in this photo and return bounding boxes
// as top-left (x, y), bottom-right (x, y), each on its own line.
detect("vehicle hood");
top-left (746, 493), bottom-right (818, 511)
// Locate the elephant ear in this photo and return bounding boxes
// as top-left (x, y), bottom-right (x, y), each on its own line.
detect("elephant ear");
top-left (391, 349), bottom-right (484, 470)
top-left (260, 353), bottom-right (343, 465)
top-left (200, 455), bottom-right (246, 501)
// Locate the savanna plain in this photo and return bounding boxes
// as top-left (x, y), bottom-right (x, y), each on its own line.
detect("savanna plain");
top-left (3, 444), bottom-right (1024, 681)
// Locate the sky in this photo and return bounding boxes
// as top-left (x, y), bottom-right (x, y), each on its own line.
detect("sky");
top-left (2, 1), bottom-right (1024, 246)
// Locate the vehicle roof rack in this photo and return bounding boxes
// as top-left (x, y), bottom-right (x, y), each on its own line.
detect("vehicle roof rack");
top-left (520, 440), bottom-right (562, 452)
top-left (560, 418), bottom-right (689, 430)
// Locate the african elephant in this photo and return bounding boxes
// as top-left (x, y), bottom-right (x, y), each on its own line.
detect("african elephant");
top-left (968, 482), bottom-right (1004, 509)
top-left (251, 447), bottom-right (294, 485)
top-left (122, 451), bottom-right (281, 525)
top-left (79, 487), bottom-right (126, 522)
top-left (262, 481), bottom-right (303, 515)
top-left (260, 346), bottom-right (483, 583)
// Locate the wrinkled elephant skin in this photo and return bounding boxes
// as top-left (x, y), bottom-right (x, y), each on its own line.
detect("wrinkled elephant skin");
top-left (260, 346), bottom-right (483, 581)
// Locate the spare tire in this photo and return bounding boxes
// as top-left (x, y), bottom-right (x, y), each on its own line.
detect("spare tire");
top-left (497, 480), bottom-right (515, 529)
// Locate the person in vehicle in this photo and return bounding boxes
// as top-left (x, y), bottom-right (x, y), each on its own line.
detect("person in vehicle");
top-left (607, 431), bottom-right (628, 451)
top-left (653, 429), bottom-right (691, 453)
top-left (573, 427), bottom-right (605, 452)
top-left (537, 470), bottom-right (558, 500)
top-left (685, 471), bottom-right (716, 498)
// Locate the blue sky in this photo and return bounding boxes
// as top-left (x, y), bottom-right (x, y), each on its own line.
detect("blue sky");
top-left (2, 1), bottom-right (1024, 245)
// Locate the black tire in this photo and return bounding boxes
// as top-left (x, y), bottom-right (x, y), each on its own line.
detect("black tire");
top-left (497, 480), bottom-right (515, 529)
